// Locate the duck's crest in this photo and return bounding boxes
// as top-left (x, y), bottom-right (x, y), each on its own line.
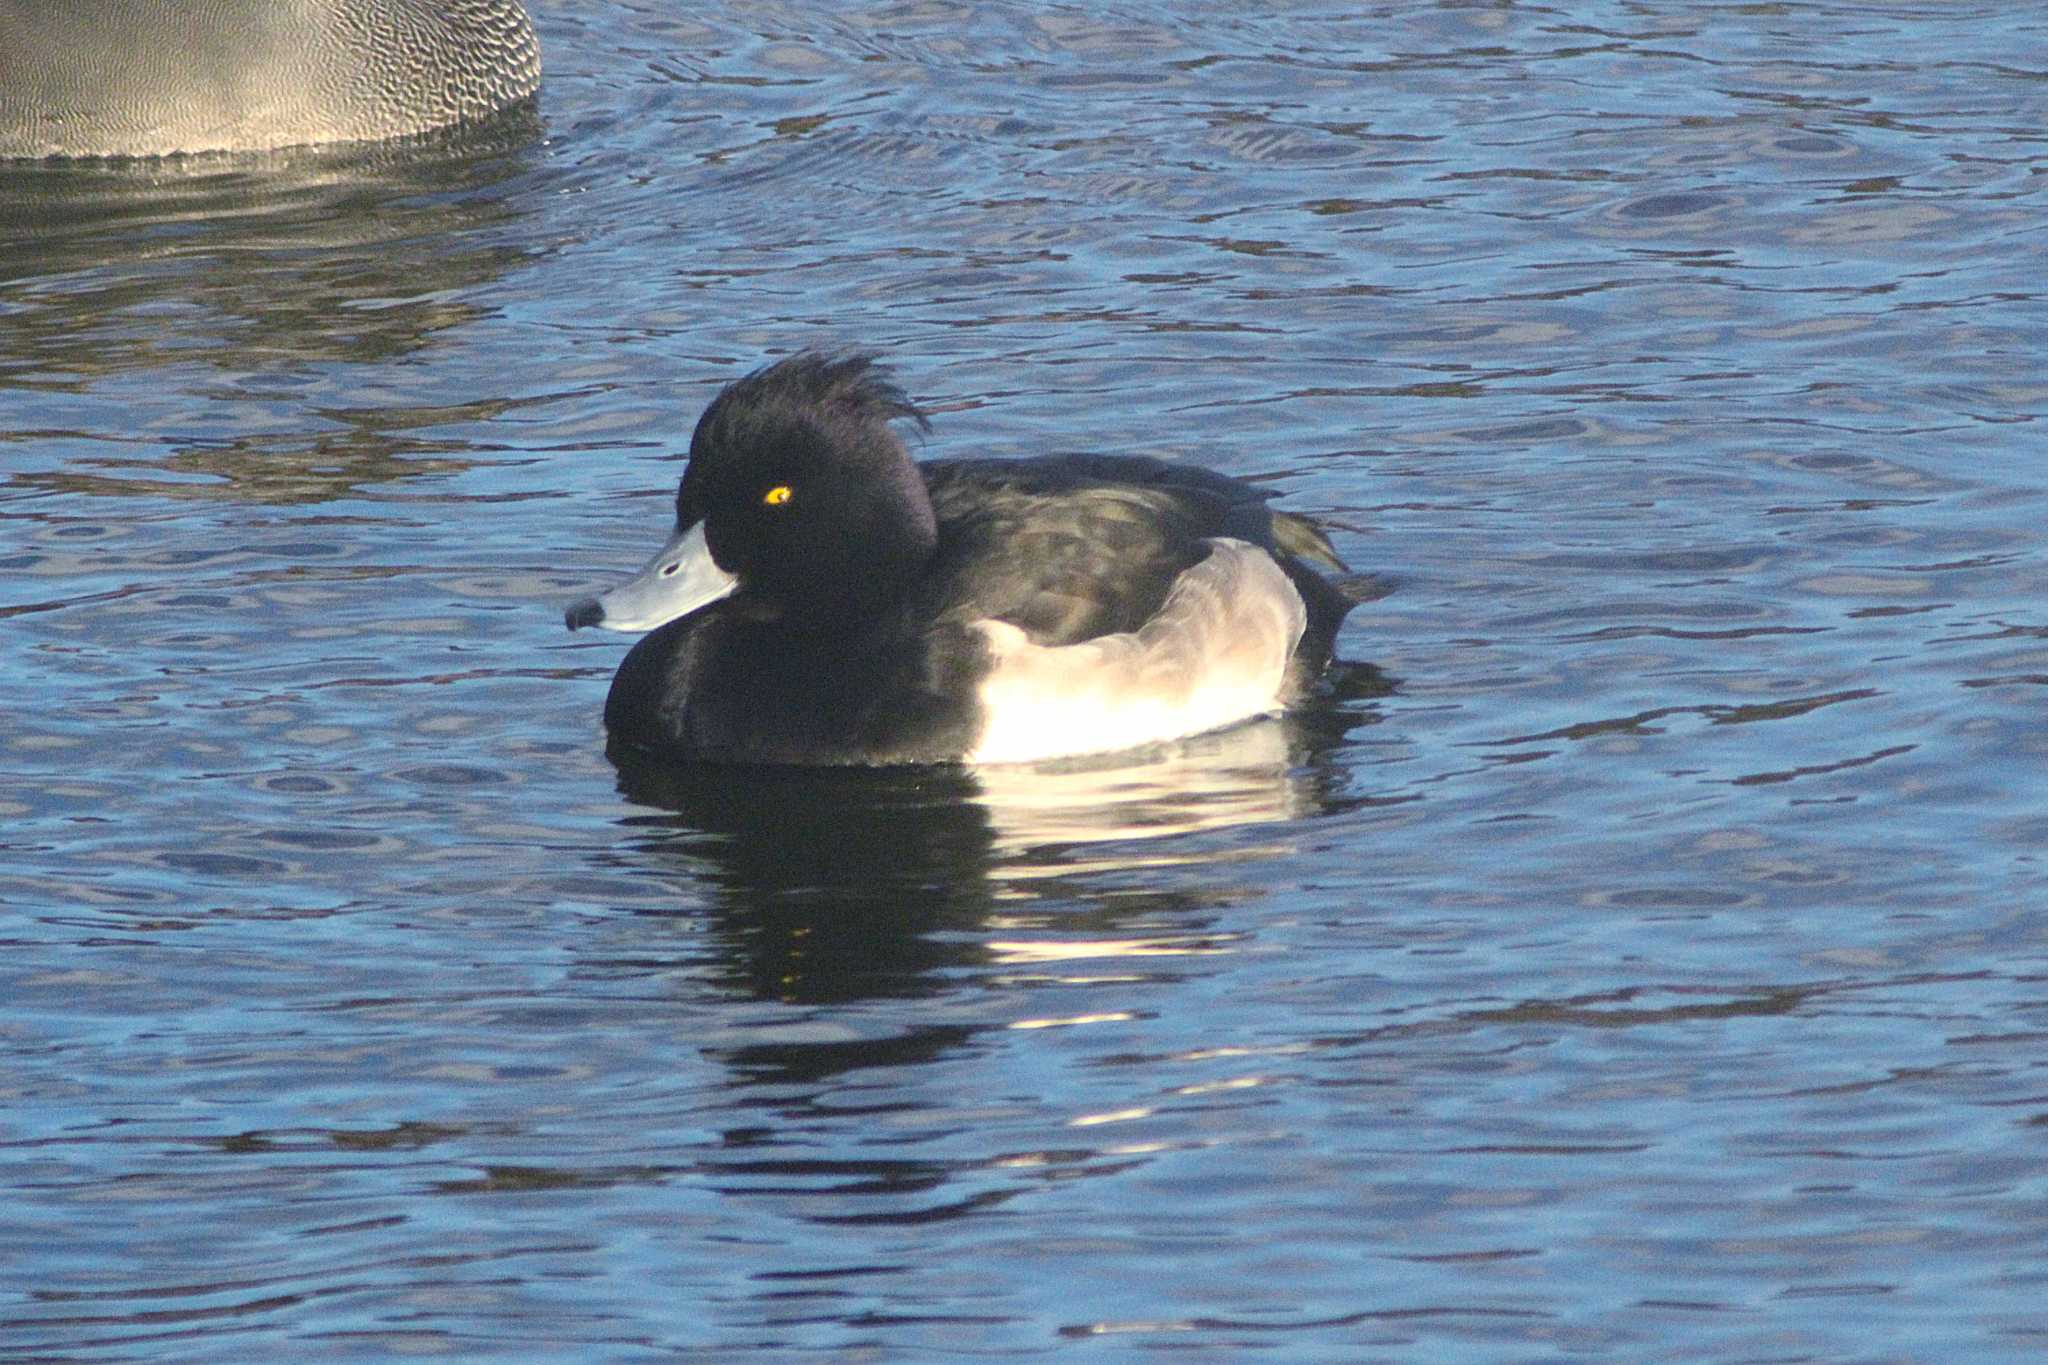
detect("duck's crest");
top-left (694, 351), bottom-right (932, 457)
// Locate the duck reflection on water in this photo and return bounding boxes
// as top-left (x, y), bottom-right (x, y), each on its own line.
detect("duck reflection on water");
top-left (598, 660), bottom-right (1389, 1009)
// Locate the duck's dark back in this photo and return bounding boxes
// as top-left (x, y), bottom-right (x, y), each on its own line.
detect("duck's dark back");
top-left (919, 455), bottom-right (1351, 658)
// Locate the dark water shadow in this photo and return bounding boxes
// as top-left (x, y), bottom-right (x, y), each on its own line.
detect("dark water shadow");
top-left (0, 110), bottom-right (552, 506)
top-left (0, 108), bottom-right (547, 371)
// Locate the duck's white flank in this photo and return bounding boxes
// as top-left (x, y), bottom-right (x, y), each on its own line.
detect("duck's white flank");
top-left (965, 538), bottom-right (1307, 765)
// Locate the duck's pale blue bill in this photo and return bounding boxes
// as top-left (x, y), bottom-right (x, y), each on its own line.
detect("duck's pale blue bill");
top-left (564, 522), bottom-right (739, 632)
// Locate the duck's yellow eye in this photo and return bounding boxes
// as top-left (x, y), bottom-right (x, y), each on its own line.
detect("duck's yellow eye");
top-left (762, 484), bottom-right (794, 507)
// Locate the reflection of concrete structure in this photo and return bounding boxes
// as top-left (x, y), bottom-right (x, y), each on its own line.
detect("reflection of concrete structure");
top-left (0, 1), bottom-right (539, 158)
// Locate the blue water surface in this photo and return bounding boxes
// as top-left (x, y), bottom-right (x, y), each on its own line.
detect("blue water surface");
top-left (3, 1), bottom-right (2045, 1358)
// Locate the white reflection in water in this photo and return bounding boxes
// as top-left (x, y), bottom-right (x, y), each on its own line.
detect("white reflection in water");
top-left (972, 717), bottom-right (1308, 870)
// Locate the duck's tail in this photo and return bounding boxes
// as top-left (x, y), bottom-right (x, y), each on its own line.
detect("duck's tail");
top-left (1270, 509), bottom-right (1347, 574)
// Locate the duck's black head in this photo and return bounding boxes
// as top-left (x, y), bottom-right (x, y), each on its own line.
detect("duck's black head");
top-left (564, 351), bottom-right (937, 637)
top-left (681, 352), bottom-right (936, 622)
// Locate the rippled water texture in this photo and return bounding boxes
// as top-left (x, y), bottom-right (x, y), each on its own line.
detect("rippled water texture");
top-left (4, 1), bottom-right (2046, 1357)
